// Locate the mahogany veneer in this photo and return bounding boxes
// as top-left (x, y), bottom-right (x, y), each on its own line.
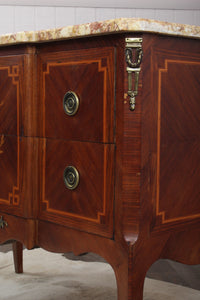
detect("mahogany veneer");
top-left (0, 32), bottom-right (200, 299)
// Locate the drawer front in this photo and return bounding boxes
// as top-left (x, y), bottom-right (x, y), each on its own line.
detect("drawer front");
top-left (38, 47), bottom-right (115, 143)
top-left (39, 139), bottom-right (115, 238)
top-left (0, 55), bottom-right (24, 136)
top-left (0, 136), bottom-right (38, 218)
top-left (0, 136), bottom-right (21, 214)
top-left (0, 211), bottom-right (36, 249)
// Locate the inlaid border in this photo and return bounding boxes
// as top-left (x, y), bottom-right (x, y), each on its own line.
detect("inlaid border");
top-left (41, 139), bottom-right (108, 224)
top-left (156, 59), bottom-right (200, 224)
top-left (41, 58), bottom-right (109, 223)
top-left (0, 65), bottom-right (20, 206)
top-left (42, 58), bottom-right (107, 142)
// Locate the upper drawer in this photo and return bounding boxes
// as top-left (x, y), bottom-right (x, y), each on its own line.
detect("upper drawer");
top-left (0, 55), bottom-right (24, 136)
top-left (38, 47), bottom-right (115, 143)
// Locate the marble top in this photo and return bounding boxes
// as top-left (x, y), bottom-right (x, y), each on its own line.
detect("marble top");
top-left (0, 18), bottom-right (200, 46)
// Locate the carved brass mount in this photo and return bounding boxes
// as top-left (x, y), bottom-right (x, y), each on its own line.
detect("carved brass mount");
top-left (0, 216), bottom-right (8, 229)
top-left (125, 37), bottom-right (143, 110)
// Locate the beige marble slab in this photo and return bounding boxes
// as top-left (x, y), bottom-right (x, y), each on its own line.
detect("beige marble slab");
top-left (0, 18), bottom-right (200, 46)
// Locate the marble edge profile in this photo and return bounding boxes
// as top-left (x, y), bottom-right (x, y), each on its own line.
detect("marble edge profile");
top-left (0, 18), bottom-right (200, 46)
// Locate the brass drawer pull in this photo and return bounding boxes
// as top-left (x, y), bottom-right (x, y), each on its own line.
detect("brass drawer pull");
top-left (63, 91), bottom-right (79, 116)
top-left (0, 216), bottom-right (8, 229)
top-left (63, 166), bottom-right (79, 190)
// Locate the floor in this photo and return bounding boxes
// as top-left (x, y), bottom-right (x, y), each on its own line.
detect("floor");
top-left (0, 242), bottom-right (199, 291)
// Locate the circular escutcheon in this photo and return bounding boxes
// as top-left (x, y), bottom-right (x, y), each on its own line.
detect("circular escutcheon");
top-left (63, 91), bottom-right (79, 116)
top-left (63, 166), bottom-right (79, 190)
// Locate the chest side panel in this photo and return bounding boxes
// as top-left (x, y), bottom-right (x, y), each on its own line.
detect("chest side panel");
top-left (141, 35), bottom-right (200, 232)
top-left (157, 52), bottom-right (200, 225)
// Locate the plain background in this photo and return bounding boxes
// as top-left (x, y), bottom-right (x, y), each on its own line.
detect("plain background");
top-left (0, 0), bottom-right (199, 35)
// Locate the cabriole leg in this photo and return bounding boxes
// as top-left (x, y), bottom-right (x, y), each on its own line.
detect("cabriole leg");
top-left (114, 257), bottom-right (147, 300)
top-left (12, 241), bottom-right (23, 273)
top-left (115, 236), bottom-right (169, 299)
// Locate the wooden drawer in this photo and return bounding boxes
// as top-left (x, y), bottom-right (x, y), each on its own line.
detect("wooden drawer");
top-left (0, 136), bottom-right (38, 218)
top-left (37, 47), bottom-right (115, 143)
top-left (0, 212), bottom-right (35, 249)
top-left (0, 136), bottom-right (22, 214)
top-left (39, 139), bottom-right (115, 238)
top-left (0, 54), bottom-right (24, 136)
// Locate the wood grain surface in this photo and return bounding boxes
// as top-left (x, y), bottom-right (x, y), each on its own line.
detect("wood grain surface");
top-left (0, 33), bottom-right (199, 300)
top-left (38, 139), bottom-right (115, 238)
top-left (37, 46), bottom-right (115, 143)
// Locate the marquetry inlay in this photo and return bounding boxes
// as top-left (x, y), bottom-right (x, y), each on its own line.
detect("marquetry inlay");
top-left (0, 65), bottom-right (20, 206)
top-left (41, 139), bottom-right (108, 224)
top-left (156, 58), bottom-right (200, 225)
top-left (42, 58), bottom-right (108, 141)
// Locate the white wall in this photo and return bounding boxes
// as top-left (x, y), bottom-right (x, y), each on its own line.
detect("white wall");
top-left (0, 4), bottom-right (199, 35)
top-left (1, 1), bottom-right (200, 9)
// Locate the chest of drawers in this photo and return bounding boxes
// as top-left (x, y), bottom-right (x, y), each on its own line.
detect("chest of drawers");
top-left (0, 19), bottom-right (200, 299)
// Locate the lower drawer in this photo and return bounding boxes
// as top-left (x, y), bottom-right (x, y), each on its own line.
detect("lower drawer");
top-left (38, 139), bottom-right (115, 238)
top-left (0, 212), bottom-right (36, 249)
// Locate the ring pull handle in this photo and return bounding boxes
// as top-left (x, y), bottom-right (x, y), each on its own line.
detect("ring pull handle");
top-left (0, 216), bottom-right (8, 229)
top-left (63, 166), bottom-right (79, 190)
top-left (63, 91), bottom-right (79, 116)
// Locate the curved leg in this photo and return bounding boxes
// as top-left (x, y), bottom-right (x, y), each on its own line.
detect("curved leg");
top-left (12, 241), bottom-right (23, 273)
top-left (37, 220), bottom-right (170, 299)
top-left (114, 253), bottom-right (147, 300)
top-left (127, 258), bottom-right (150, 300)
top-left (114, 235), bottom-right (170, 300)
